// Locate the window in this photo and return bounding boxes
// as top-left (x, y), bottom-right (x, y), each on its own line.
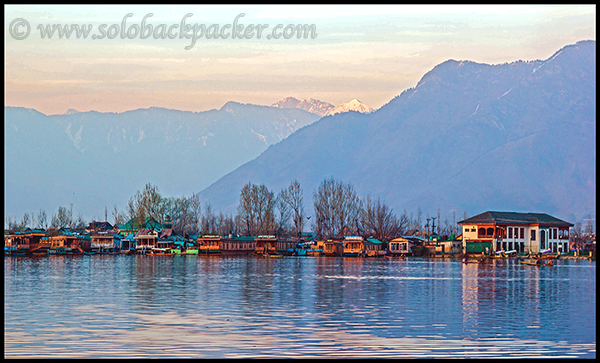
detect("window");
top-left (553, 229), bottom-right (557, 239)
top-left (508, 227), bottom-right (513, 238)
top-left (531, 231), bottom-right (536, 241)
top-left (540, 231), bottom-right (546, 250)
top-left (520, 228), bottom-right (524, 239)
top-left (478, 228), bottom-right (485, 238)
top-left (486, 228), bottom-right (494, 237)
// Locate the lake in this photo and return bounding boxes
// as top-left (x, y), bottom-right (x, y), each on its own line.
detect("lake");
top-left (4, 255), bottom-right (596, 358)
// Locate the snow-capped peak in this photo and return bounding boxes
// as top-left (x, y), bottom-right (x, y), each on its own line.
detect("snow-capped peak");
top-left (271, 97), bottom-right (335, 117)
top-left (325, 99), bottom-right (374, 116)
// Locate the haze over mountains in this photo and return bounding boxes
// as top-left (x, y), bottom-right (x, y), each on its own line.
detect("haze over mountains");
top-left (197, 40), bottom-right (596, 224)
top-left (5, 102), bottom-right (320, 221)
top-left (4, 40), bottom-right (595, 226)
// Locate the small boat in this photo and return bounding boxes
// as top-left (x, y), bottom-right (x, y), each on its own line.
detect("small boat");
top-left (461, 258), bottom-right (483, 264)
top-left (83, 251), bottom-right (97, 256)
top-left (150, 248), bottom-right (175, 256)
top-left (538, 254), bottom-right (560, 260)
top-left (386, 254), bottom-right (405, 259)
top-left (521, 259), bottom-right (554, 266)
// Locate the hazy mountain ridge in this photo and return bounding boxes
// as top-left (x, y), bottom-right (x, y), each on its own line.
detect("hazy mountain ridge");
top-left (272, 97), bottom-right (335, 117)
top-left (5, 103), bottom-right (320, 220)
top-left (271, 96), bottom-right (375, 117)
top-left (197, 40), bottom-right (596, 223)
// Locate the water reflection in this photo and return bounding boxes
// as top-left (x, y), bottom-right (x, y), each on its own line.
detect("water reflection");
top-left (4, 256), bottom-right (596, 358)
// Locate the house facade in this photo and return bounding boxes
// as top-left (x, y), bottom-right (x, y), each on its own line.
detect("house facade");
top-left (219, 236), bottom-right (256, 256)
top-left (388, 237), bottom-right (414, 256)
top-left (255, 235), bottom-right (278, 255)
top-left (197, 235), bottom-right (222, 254)
top-left (458, 211), bottom-right (573, 255)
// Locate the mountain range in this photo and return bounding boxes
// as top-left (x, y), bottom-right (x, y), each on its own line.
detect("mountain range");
top-left (197, 40), bottom-right (596, 225)
top-left (4, 40), bottom-right (595, 226)
top-left (271, 97), bottom-right (374, 117)
top-left (5, 102), bottom-right (320, 221)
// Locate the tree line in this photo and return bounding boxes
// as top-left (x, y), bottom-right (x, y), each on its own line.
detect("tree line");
top-left (6, 178), bottom-right (473, 241)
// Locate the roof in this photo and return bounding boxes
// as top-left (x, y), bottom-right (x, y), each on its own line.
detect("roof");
top-left (86, 221), bottom-right (113, 230)
top-left (159, 229), bottom-right (174, 239)
top-left (225, 236), bottom-right (255, 241)
top-left (458, 211), bottom-right (573, 227)
top-left (118, 217), bottom-right (167, 231)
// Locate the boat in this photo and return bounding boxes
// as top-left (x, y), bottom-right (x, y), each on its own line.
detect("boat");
top-left (386, 254), bottom-right (405, 259)
top-left (83, 251), bottom-right (97, 256)
top-left (461, 258), bottom-right (483, 264)
top-left (491, 250), bottom-right (507, 259)
top-left (521, 259), bottom-right (554, 266)
top-left (48, 247), bottom-right (74, 255)
top-left (150, 248), bottom-right (175, 256)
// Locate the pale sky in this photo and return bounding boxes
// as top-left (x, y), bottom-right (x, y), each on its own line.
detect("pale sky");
top-left (4, 4), bottom-right (596, 115)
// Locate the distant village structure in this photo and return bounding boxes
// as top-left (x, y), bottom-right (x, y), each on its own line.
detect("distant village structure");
top-left (458, 211), bottom-right (574, 255)
top-left (5, 209), bottom-right (594, 258)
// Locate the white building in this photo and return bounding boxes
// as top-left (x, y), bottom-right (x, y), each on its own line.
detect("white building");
top-left (458, 211), bottom-right (573, 254)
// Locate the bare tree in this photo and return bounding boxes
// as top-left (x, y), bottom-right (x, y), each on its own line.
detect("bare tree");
top-left (237, 182), bottom-right (276, 236)
top-left (570, 222), bottom-right (584, 248)
top-left (21, 212), bottom-right (31, 230)
top-left (189, 194), bottom-right (202, 236)
top-left (216, 212), bottom-right (236, 236)
top-left (56, 205), bottom-right (72, 229)
top-left (360, 195), bottom-right (403, 241)
top-left (585, 214), bottom-right (594, 234)
top-left (313, 178), bottom-right (361, 239)
top-left (201, 202), bottom-right (217, 235)
top-left (276, 191), bottom-right (292, 235)
top-left (112, 204), bottom-right (127, 226)
top-left (127, 183), bottom-right (167, 230)
top-left (73, 213), bottom-right (86, 232)
top-left (277, 180), bottom-right (305, 237)
top-left (37, 208), bottom-right (48, 230)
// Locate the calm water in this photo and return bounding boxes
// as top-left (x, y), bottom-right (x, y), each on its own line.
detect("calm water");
top-left (4, 255), bottom-right (596, 358)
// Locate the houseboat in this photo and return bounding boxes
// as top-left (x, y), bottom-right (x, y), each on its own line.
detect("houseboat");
top-left (276, 237), bottom-right (299, 256)
top-left (48, 234), bottom-right (84, 255)
top-left (4, 229), bottom-right (50, 256)
top-left (363, 238), bottom-right (385, 257)
top-left (90, 232), bottom-right (122, 254)
top-left (219, 236), bottom-right (256, 256)
top-left (387, 237), bottom-right (414, 257)
top-left (321, 239), bottom-right (344, 257)
top-left (197, 235), bottom-right (222, 255)
top-left (342, 236), bottom-right (364, 257)
top-left (255, 235), bottom-right (278, 255)
top-left (133, 228), bottom-right (159, 254)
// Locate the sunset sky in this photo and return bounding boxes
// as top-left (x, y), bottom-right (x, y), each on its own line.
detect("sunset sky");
top-left (5, 5), bottom-right (596, 115)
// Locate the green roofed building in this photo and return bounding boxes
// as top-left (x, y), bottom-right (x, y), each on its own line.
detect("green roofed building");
top-left (117, 217), bottom-right (168, 237)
